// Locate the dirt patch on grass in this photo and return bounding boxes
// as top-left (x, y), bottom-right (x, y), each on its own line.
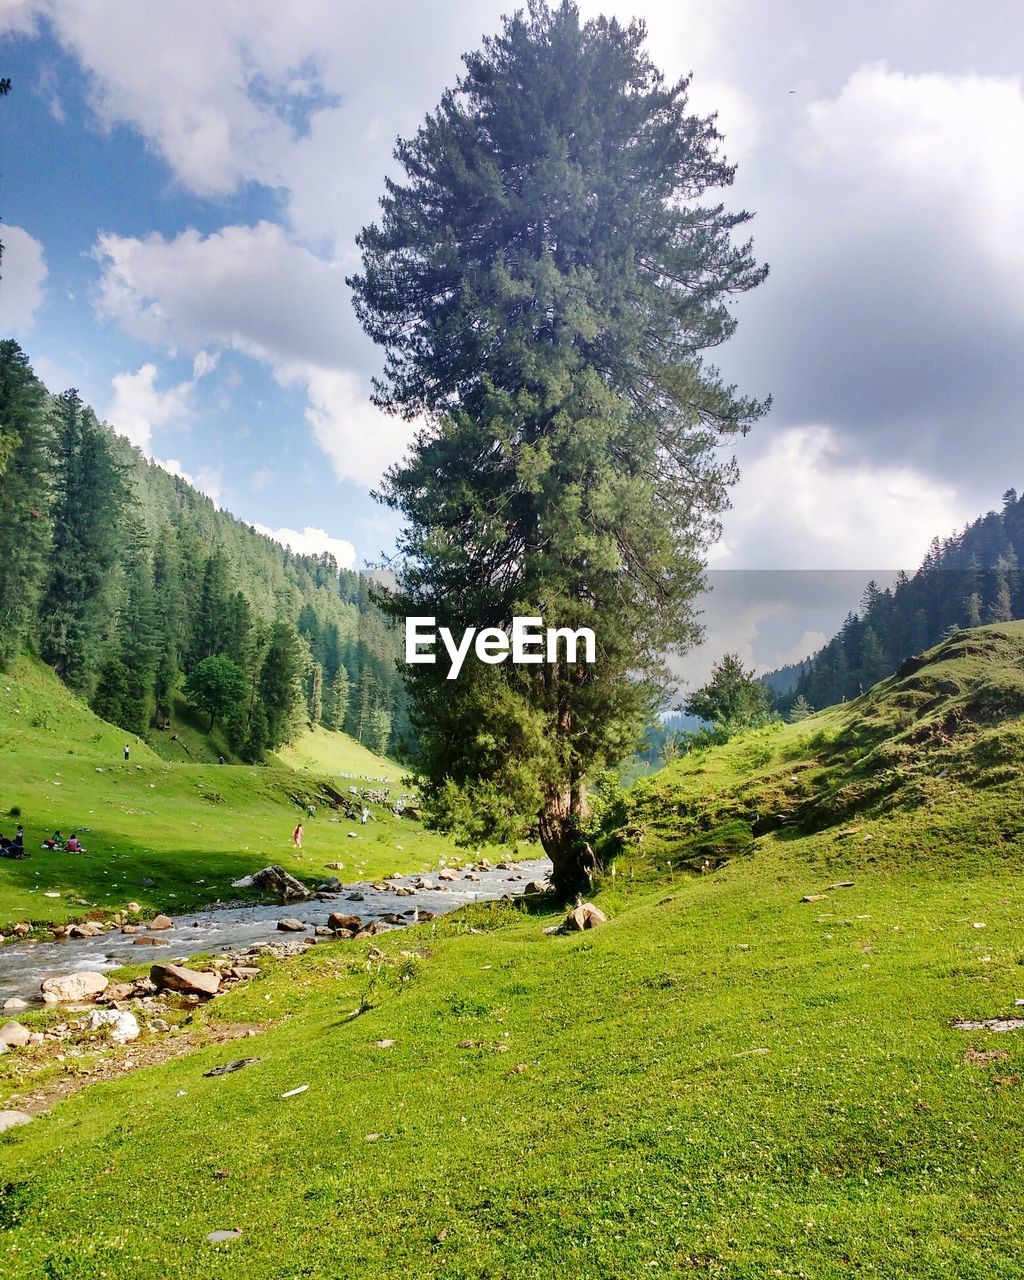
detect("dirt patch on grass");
top-left (2, 1018), bottom-right (267, 1117)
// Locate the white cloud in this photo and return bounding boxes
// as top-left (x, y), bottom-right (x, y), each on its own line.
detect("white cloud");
top-left (290, 364), bottom-right (413, 490)
top-left (0, 225), bottom-right (48, 332)
top-left (154, 456), bottom-right (192, 483)
top-left (250, 465), bottom-right (273, 492)
top-left (192, 349), bottom-right (219, 379)
top-left (711, 425), bottom-right (972, 570)
top-left (108, 362), bottom-right (193, 452)
top-left (251, 522), bottom-right (356, 570)
top-left (93, 223), bottom-right (415, 487)
top-left (768, 629), bottom-right (828, 670)
top-left (803, 64), bottom-right (1024, 292)
top-left (193, 466), bottom-right (223, 506)
top-left (93, 222), bottom-right (356, 366)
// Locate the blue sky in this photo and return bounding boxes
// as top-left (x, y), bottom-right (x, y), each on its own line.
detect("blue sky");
top-left (2, 1), bottom-right (1023, 680)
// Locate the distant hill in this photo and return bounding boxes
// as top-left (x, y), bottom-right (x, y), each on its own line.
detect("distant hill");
top-left (764, 488), bottom-right (1024, 713)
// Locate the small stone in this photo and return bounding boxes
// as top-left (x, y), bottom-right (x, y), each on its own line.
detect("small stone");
top-left (0, 1111), bottom-right (32, 1133)
top-left (132, 936), bottom-right (167, 946)
top-left (89, 1009), bottom-right (140, 1044)
top-left (207, 1230), bottom-right (242, 1243)
top-left (276, 918), bottom-right (307, 932)
top-left (374, 1039), bottom-right (396, 1048)
top-left (280, 1085), bottom-right (309, 1098)
top-left (204, 1057), bottom-right (260, 1077)
top-left (0, 1021), bottom-right (31, 1048)
top-left (801, 894), bottom-right (828, 903)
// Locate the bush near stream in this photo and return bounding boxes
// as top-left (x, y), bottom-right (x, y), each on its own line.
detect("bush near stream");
top-left (5, 624), bottom-right (1024, 1276)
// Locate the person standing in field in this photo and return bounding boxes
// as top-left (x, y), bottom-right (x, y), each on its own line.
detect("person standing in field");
top-left (124, 744), bottom-right (130, 761)
top-left (292, 822), bottom-right (303, 849)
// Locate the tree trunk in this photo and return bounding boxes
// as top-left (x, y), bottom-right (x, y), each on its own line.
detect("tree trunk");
top-left (537, 779), bottom-right (596, 899)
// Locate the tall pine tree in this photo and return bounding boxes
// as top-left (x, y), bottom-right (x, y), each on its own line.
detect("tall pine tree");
top-left (350, 1), bottom-right (766, 890)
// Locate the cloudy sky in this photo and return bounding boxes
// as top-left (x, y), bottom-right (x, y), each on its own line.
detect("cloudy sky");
top-left (1, 0), bottom-right (1021, 676)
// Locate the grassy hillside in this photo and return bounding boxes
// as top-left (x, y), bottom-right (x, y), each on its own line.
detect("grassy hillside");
top-left (4, 626), bottom-right (1024, 1276)
top-left (0, 659), bottom-right (452, 930)
top-left (274, 724), bottom-right (400, 781)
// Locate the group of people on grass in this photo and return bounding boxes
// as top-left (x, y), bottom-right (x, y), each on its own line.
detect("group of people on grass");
top-left (0, 823), bottom-right (88, 859)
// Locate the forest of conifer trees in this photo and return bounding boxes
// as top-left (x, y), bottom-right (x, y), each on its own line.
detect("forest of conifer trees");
top-left (0, 340), bottom-right (408, 759)
top-left (771, 488), bottom-right (1024, 713)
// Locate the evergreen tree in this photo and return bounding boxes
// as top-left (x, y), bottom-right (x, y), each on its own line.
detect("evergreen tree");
top-left (684, 653), bottom-right (773, 737)
top-left (786, 693), bottom-right (813, 723)
top-left (39, 392), bottom-right (131, 692)
top-left (0, 341), bottom-right (50, 666)
top-left (349, 1), bottom-right (766, 891)
top-left (258, 622), bottom-right (305, 749)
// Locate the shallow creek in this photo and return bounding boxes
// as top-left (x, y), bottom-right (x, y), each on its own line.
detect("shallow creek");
top-left (0, 858), bottom-right (550, 1002)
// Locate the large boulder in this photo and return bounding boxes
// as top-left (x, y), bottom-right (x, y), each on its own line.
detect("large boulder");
top-left (277, 917), bottom-right (308, 933)
top-left (327, 912), bottom-right (362, 932)
top-left (231, 865), bottom-right (312, 902)
top-left (150, 963), bottom-right (220, 996)
top-left (148, 914), bottom-right (174, 931)
top-left (40, 971), bottom-right (109, 1005)
top-left (563, 903), bottom-right (608, 932)
top-left (0, 1021), bottom-right (31, 1048)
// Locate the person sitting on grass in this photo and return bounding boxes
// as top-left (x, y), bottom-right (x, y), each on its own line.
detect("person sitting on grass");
top-left (65, 832), bottom-right (85, 853)
top-left (0, 835), bottom-right (28, 859)
top-left (42, 829), bottom-right (65, 850)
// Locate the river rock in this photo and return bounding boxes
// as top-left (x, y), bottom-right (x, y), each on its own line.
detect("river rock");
top-left (231, 865), bottom-right (312, 902)
top-left (327, 912), bottom-right (362, 932)
top-left (148, 914), bottom-right (174, 930)
top-left (317, 877), bottom-right (342, 891)
top-left (277, 917), bottom-right (307, 932)
top-left (102, 982), bottom-right (134, 1002)
top-left (68, 922), bottom-right (104, 939)
top-left (3, 998), bottom-right (29, 1012)
top-left (0, 1021), bottom-right (31, 1048)
top-left (150, 963), bottom-right (220, 996)
top-left (563, 903), bottom-right (607, 932)
top-left (133, 936), bottom-right (168, 946)
top-left (0, 1111), bottom-right (32, 1133)
top-left (89, 1009), bottom-right (140, 1043)
top-left (523, 881), bottom-right (549, 896)
top-left (41, 971), bottom-right (109, 1004)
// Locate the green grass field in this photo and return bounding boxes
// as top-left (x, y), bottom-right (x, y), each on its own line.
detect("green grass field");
top-left (5, 626), bottom-right (1024, 1276)
top-left (0, 659), bottom-right (458, 931)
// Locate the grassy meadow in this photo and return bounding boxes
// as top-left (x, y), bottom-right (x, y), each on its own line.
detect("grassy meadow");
top-left (0, 659), bottom-right (455, 931)
top-left (4, 625), bottom-right (1024, 1275)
